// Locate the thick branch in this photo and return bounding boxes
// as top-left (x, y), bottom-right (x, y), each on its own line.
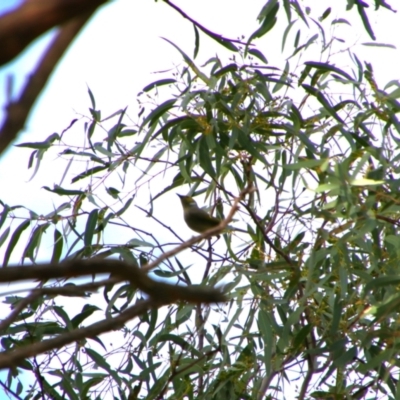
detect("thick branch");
top-left (0, 0), bottom-right (109, 66)
top-left (0, 259), bottom-right (226, 304)
top-left (0, 13), bottom-right (93, 156)
top-left (0, 189), bottom-right (253, 370)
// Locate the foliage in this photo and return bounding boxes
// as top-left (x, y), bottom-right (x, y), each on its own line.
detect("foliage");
top-left (1, 1), bottom-right (400, 400)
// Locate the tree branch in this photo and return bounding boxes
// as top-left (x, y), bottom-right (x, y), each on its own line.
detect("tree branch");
top-left (0, 259), bottom-right (226, 304)
top-left (0, 299), bottom-right (153, 370)
top-left (0, 0), bottom-right (109, 66)
top-left (0, 12), bottom-right (94, 156)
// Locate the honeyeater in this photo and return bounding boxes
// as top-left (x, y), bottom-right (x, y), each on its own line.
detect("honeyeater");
top-left (177, 195), bottom-right (222, 233)
top-left (177, 194), bottom-right (246, 234)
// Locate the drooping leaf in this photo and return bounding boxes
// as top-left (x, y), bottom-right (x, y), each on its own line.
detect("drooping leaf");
top-left (3, 220), bottom-right (30, 267)
top-left (302, 84), bottom-right (344, 123)
top-left (84, 209), bottom-right (99, 248)
top-left (248, 1), bottom-right (279, 44)
top-left (304, 61), bottom-right (353, 82)
top-left (142, 79), bottom-right (177, 93)
top-left (162, 37), bottom-right (211, 84)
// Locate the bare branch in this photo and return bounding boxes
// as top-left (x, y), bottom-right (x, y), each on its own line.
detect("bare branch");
top-left (0, 0), bottom-right (109, 66)
top-left (163, 0), bottom-right (245, 48)
top-left (0, 13), bottom-right (94, 156)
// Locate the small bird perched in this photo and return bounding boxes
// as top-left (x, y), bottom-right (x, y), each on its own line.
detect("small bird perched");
top-left (177, 195), bottom-right (222, 233)
top-left (177, 194), bottom-right (246, 234)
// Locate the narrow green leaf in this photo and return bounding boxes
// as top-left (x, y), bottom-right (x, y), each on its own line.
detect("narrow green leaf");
top-left (330, 295), bottom-right (342, 336)
top-left (320, 7), bottom-right (331, 21)
top-left (86, 347), bottom-right (121, 386)
top-left (332, 18), bottom-right (351, 26)
top-left (193, 24), bottom-right (200, 59)
top-left (16, 133), bottom-right (59, 150)
top-left (198, 136), bottom-right (215, 177)
top-left (3, 220), bottom-right (30, 267)
top-left (144, 308), bottom-right (158, 341)
top-left (88, 87), bottom-right (96, 109)
top-left (257, 308), bottom-right (272, 375)
top-left (273, 61), bottom-right (289, 93)
top-left (0, 227), bottom-right (10, 248)
top-left (51, 229), bottom-right (63, 264)
top-left (162, 38), bottom-right (210, 84)
top-left (71, 304), bottom-right (100, 328)
top-left (15, 141), bottom-right (51, 150)
top-left (291, 0), bottom-right (308, 27)
top-left (115, 197), bottom-right (134, 217)
top-left (152, 116), bottom-right (195, 141)
top-left (333, 346), bottom-right (357, 367)
top-left (372, 293), bottom-right (400, 320)
top-left (302, 84), bottom-right (344, 123)
top-left (356, 1), bottom-right (375, 40)
top-left (289, 34), bottom-right (318, 59)
top-left (156, 334), bottom-right (195, 352)
top-left (248, 2), bottom-right (279, 43)
top-left (23, 223), bottom-right (50, 261)
top-left (142, 79), bottom-right (177, 93)
top-left (106, 187), bottom-right (120, 199)
top-left (71, 166), bottom-right (108, 184)
top-left (350, 178), bottom-right (384, 186)
top-left (141, 99), bottom-right (176, 129)
top-left (362, 42), bottom-right (396, 49)
top-left (282, 0), bottom-right (291, 21)
top-left (53, 306), bottom-right (72, 329)
top-left (213, 63), bottom-right (238, 77)
top-left (281, 20), bottom-right (296, 52)
top-left (298, 64), bottom-right (312, 86)
top-left (117, 129), bottom-right (137, 137)
top-left (44, 202), bottom-right (71, 219)
top-left (248, 48), bottom-right (268, 64)
top-left (84, 209), bottom-right (99, 247)
top-left (364, 275), bottom-right (400, 295)
top-left (293, 324), bottom-right (312, 350)
top-left (0, 204), bottom-right (10, 231)
top-left (127, 239), bottom-right (154, 248)
top-left (304, 61), bottom-right (353, 81)
top-left (43, 185), bottom-right (85, 196)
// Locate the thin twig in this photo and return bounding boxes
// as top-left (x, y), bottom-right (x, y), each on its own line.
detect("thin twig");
top-left (163, 0), bottom-right (246, 47)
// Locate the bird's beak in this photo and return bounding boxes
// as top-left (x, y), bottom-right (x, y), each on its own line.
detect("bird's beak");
top-left (177, 194), bottom-right (183, 198)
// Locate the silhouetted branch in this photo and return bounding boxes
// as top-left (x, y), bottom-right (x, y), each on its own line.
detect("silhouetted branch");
top-left (0, 259), bottom-right (226, 304)
top-left (0, 13), bottom-right (94, 156)
top-left (0, 0), bottom-right (108, 66)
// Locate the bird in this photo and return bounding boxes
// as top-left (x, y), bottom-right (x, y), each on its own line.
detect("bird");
top-left (177, 194), bottom-right (246, 234)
